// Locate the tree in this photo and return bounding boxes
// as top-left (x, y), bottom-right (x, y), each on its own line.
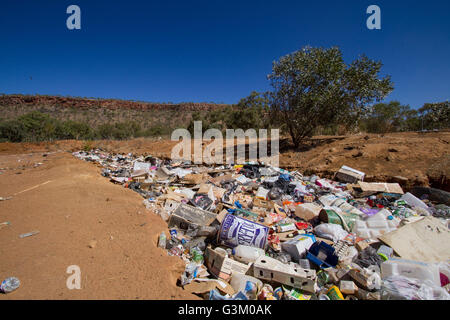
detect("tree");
top-left (419, 101), bottom-right (450, 130)
top-left (229, 91), bottom-right (270, 130)
top-left (268, 46), bottom-right (393, 147)
top-left (362, 101), bottom-right (413, 133)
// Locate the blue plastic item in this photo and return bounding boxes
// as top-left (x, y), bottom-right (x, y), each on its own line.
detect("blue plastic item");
top-left (306, 241), bottom-right (339, 269)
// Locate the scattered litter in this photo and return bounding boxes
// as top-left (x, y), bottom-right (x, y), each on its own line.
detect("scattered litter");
top-left (88, 240), bottom-right (97, 248)
top-left (0, 277), bottom-right (20, 294)
top-left (19, 231), bottom-right (40, 238)
top-left (72, 149), bottom-right (450, 300)
top-left (13, 181), bottom-right (52, 196)
top-left (0, 222), bottom-right (11, 230)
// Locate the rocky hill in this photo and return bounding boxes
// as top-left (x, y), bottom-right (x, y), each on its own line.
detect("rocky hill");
top-left (0, 94), bottom-right (231, 132)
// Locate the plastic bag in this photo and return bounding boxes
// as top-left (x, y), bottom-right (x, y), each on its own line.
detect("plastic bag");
top-left (314, 223), bottom-right (349, 242)
top-left (438, 261), bottom-right (450, 286)
top-left (180, 262), bottom-right (199, 286)
top-left (209, 289), bottom-right (248, 300)
top-left (381, 275), bottom-right (450, 300)
top-left (354, 246), bottom-right (383, 268)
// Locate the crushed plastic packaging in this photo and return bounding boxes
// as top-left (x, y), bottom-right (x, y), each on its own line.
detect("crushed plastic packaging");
top-left (381, 275), bottom-right (450, 300)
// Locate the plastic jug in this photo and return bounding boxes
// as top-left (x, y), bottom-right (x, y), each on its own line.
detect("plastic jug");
top-left (232, 245), bottom-right (265, 264)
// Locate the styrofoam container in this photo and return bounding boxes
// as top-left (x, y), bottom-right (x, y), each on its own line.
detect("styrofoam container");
top-left (353, 209), bottom-right (399, 239)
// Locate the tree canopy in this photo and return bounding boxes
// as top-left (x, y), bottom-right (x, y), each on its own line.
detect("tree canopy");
top-left (267, 46), bottom-right (393, 147)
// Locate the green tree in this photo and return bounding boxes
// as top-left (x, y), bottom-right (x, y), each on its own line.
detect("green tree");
top-left (229, 91), bottom-right (270, 130)
top-left (419, 101), bottom-right (450, 130)
top-left (268, 46), bottom-right (393, 147)
top-left (362, 101), bottom-right (412, 133)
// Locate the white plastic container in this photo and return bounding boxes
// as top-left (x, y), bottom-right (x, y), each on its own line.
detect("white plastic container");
top-left (281, 234), bottom-right (316, 262)
top-left (400, 193), bottom-right (432, 213)
top-left (381, 258), bottom-right (441, 287)
top-left (232, 245), bottom-right (266, 264)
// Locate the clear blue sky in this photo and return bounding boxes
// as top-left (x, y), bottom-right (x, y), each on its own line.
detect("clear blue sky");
top-left (1, 0), bottom-right (449, 108)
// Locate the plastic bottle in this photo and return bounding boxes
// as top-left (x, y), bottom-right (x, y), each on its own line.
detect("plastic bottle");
top-left (158, 232), bottom-right (167, 249)
top-left (230, 273), bottom-right (262, 300)
top-left (232, 245), bottom-right (265, 264)
top-left (0, 277), bottom-right (20, 293)
top-left (400, 193), bottom-right (432, 213)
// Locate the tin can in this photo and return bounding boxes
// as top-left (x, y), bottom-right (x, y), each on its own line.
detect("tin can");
top-left (319, 209), bottom-right (358, 231)
top-left (218, 214), bottom-right (269, 249)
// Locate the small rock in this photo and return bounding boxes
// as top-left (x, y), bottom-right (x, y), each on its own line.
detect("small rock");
top-left (388, 148), bottom-right (398, 153)
top-left (352, 151), bottom-right (363, 158)
top-left (88, 240), bottom-right (97, 248)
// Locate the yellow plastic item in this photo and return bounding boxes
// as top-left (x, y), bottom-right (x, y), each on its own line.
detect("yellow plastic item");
top-left (326, 285), bottom-right (344, 300)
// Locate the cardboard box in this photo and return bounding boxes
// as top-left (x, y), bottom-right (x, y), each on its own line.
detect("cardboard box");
top-left (205, 247), bottom-right (251, 281)
top-left (339, 280), bottom-right (358, 295)
top-left (294, 203), bottom-right (322, 221)
top-left (357, 182), bottom-right (404, 195)
top-left (253, 198), bottom-right (274, 209)
top-left (335, 166), bottom-right (365, 183)
top-left (253, 256), bottom-right (316, 293)
top-left (168, 203), bottom-right (217, 230)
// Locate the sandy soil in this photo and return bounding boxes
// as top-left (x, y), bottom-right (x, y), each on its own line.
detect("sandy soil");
top-left (0, 151), bottom-right (198, 300)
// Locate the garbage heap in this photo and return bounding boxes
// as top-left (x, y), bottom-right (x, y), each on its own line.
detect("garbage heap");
top-left (73, 150), bottom-right (450, 300)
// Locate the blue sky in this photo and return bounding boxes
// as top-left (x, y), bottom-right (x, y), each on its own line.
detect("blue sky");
top-left (0, 0), bottom-right (449, 108)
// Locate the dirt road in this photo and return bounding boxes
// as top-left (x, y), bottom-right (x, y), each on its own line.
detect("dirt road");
top-left (0, 151), bottom-right (197, 299)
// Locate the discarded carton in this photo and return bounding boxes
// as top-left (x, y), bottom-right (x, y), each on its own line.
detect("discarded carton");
top-left (183, 173), bottom-right (208, 185)
top-left (205, 247), bottom-right (251, 281)
top-left (184, 278), bottom-right (236, 297)
top-left (335, 166), bottom-right (365, 183)
top-left (253, 198), bottom-right (274, 209)
top-left (379, 216), bottom-right (450, 263)
top-left (168, 203), bottom-right (217, 230)
top-left (357, 182), bottom-right (404, 195)
top-left (339, 280), bottom-right (358, 295)
top-left (294, 203), bottom-right (322, 222)
top-left (253, 256), bottom-right (316, 293)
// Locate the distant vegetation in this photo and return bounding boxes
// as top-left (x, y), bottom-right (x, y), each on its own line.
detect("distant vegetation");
top-left (0, 111), bottom-right (171, 142)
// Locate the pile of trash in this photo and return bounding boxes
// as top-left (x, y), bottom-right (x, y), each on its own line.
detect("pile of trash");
top-left (73, 150), bottom-right (450, 300)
